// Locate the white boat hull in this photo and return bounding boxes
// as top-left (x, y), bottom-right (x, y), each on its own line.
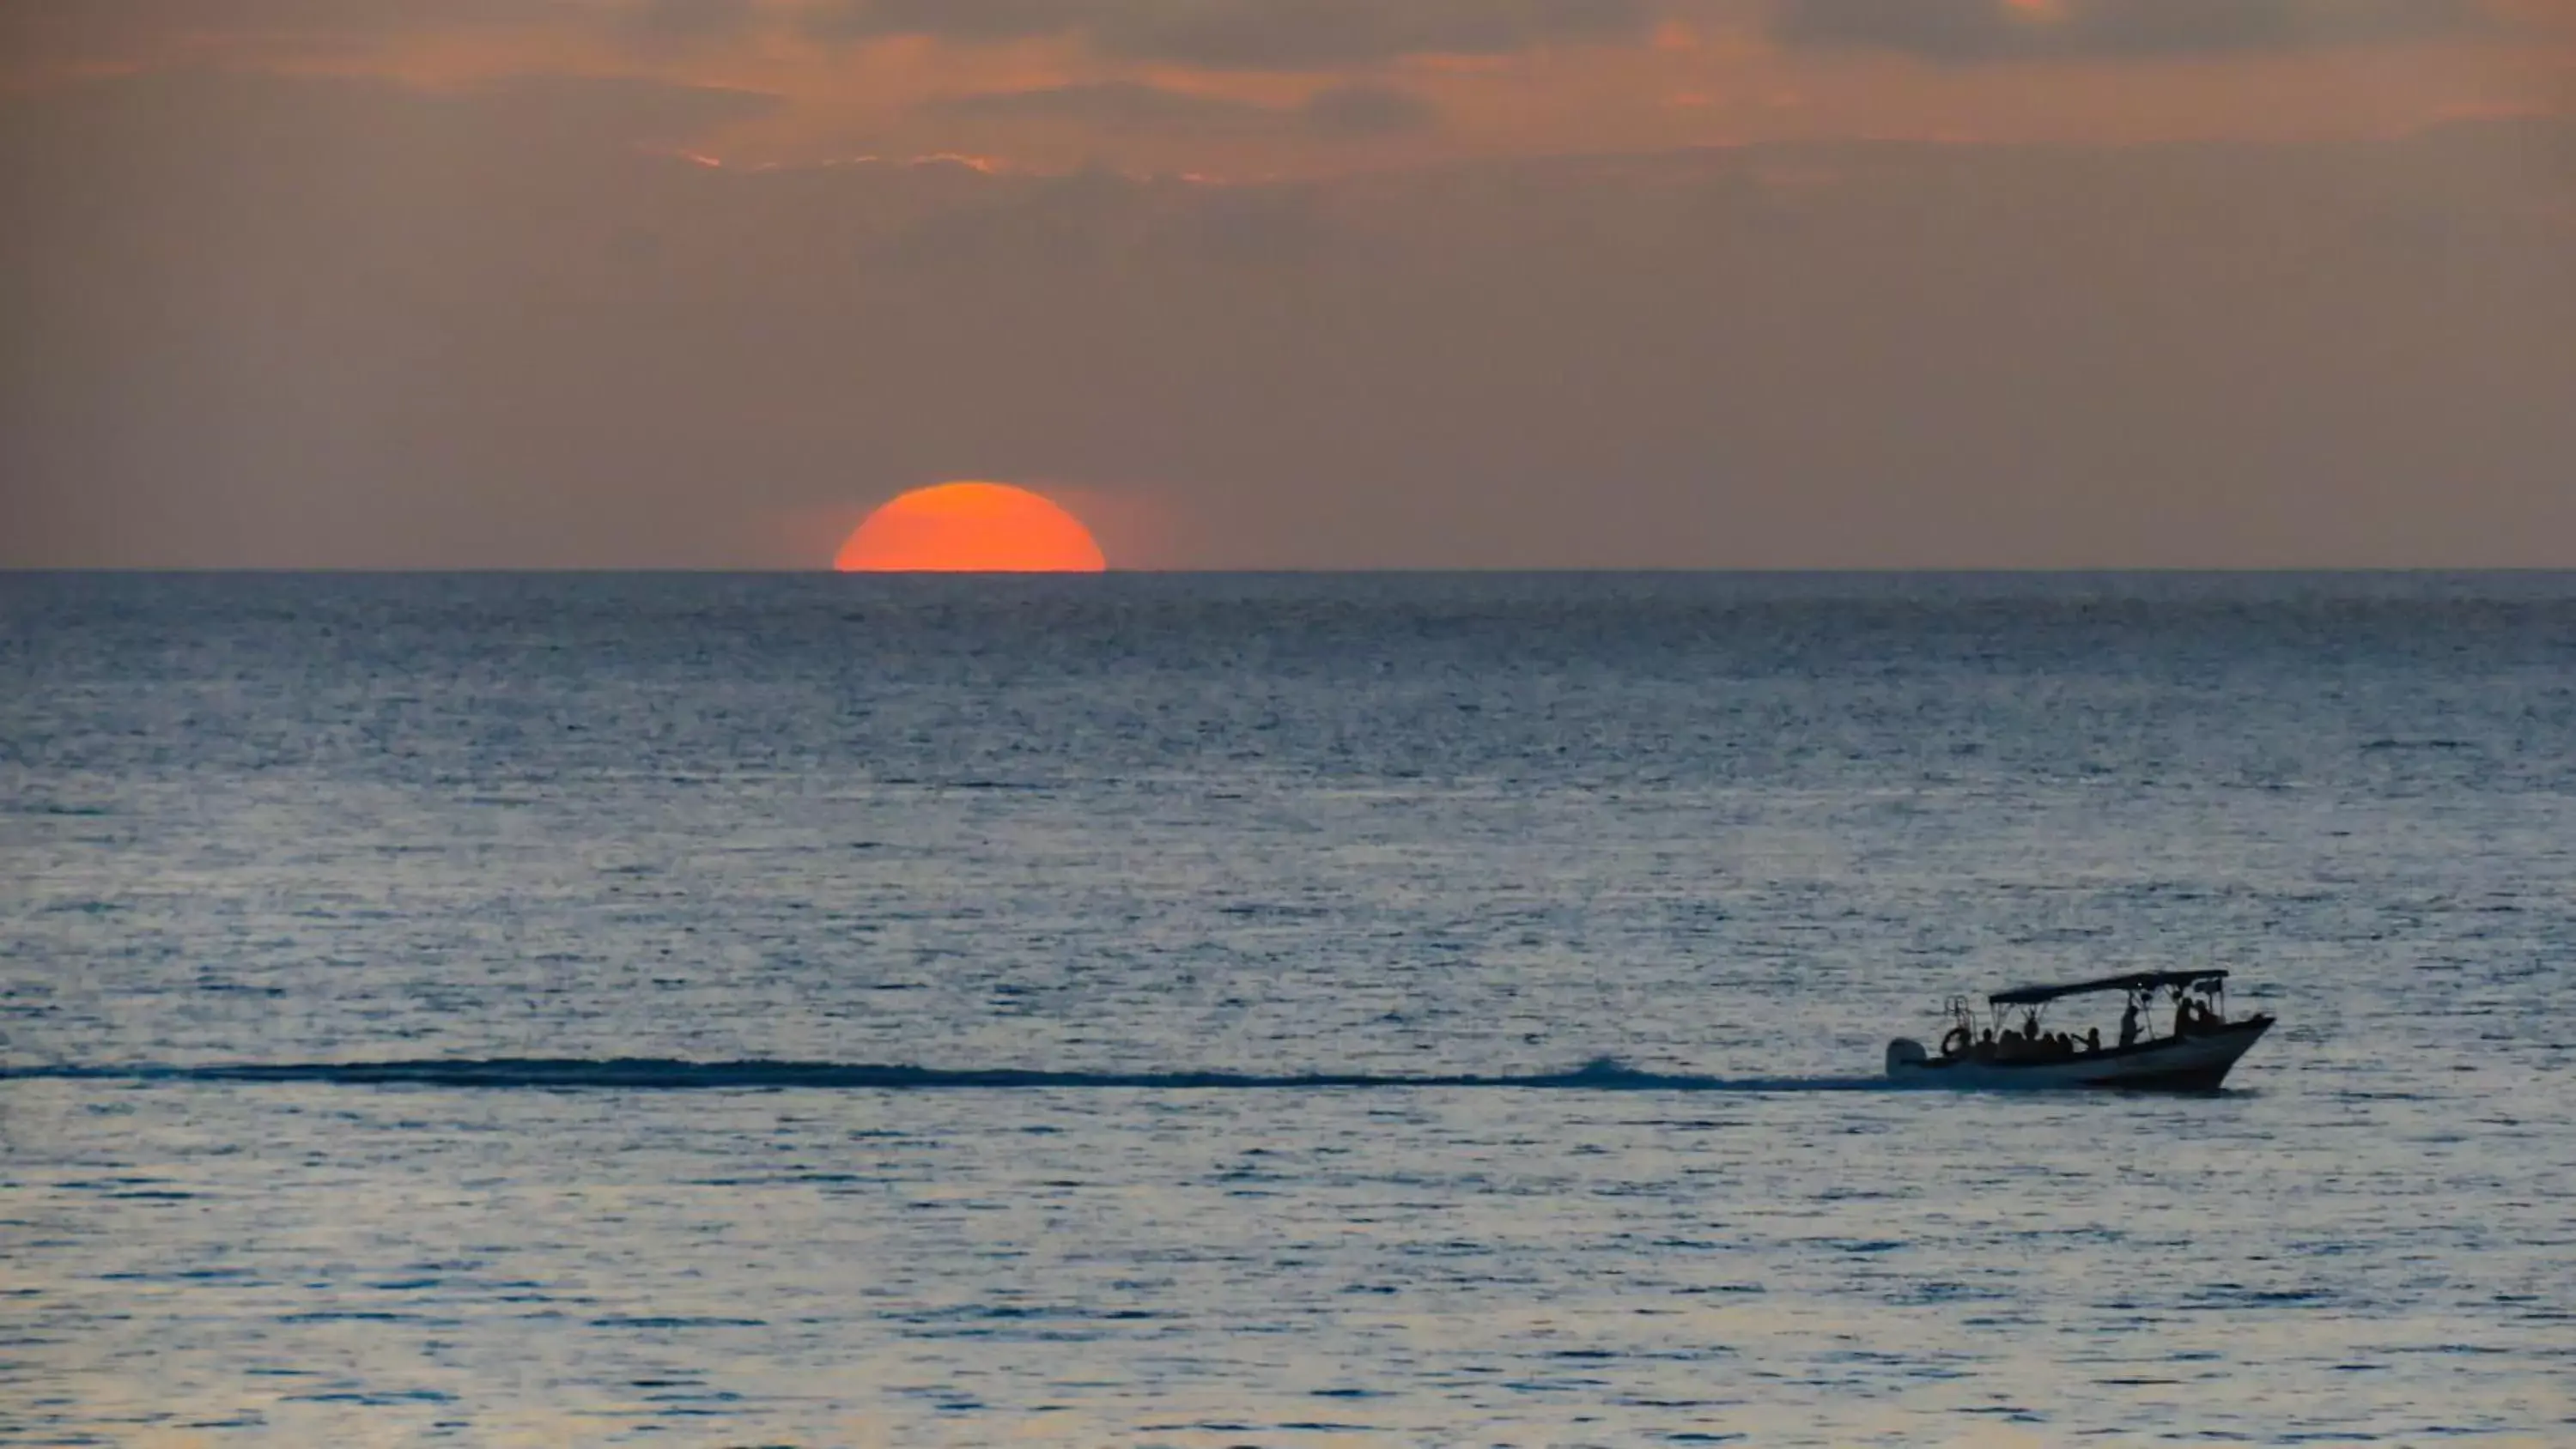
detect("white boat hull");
top-left (1886, 1016), bottom-right (2273, 1091)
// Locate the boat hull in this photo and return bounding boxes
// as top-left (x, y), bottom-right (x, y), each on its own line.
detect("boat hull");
top-left (1886, 1016), bottom-right (2272, 1091)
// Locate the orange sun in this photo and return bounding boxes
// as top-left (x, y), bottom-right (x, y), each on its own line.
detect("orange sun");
top-left (834, 482), bottom-right (1108, 573)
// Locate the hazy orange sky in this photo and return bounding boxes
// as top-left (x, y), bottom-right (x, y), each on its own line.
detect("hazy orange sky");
top-left (3, 0), bottom-right (2572, 567)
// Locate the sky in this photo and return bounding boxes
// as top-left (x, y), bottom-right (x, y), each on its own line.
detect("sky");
top-left (2, 0), bottom-right (2572, 568)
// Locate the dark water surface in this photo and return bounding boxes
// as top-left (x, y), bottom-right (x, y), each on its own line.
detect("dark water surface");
top-left (4, 573), bottom-right (2573, 1446)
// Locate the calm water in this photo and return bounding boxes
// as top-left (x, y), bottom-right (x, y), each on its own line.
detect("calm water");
top-left (4, 573), bottom-right (2573, 1447)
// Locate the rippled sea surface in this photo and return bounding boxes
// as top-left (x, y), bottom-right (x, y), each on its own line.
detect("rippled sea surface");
top-left (5, 573), bottom-right (2574, 1447)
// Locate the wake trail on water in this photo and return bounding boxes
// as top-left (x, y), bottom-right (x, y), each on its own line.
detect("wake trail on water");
top-left (2, 1055), bottom-right (1899, 1094)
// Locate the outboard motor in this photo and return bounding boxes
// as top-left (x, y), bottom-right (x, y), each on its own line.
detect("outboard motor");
top-left (1885, 1038), bottom-right (1928, 1076)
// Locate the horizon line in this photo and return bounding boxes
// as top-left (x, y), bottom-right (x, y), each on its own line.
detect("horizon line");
top-left (11, 565), bottom-right (2576, 578)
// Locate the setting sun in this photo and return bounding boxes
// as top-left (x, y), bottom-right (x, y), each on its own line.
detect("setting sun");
top-left (834, 482), bottom-right (1108, 573)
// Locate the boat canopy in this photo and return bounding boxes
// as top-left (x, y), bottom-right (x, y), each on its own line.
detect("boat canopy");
top-left (1989, 969), bottom-right (2227, 1007)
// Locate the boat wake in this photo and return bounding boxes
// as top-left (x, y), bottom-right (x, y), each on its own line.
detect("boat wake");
top-left (3, 1054), bottom-right (1896, 1094)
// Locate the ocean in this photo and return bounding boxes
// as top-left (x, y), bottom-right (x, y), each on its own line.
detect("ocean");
top-left (4, 573), bottom-right (2572, 1446)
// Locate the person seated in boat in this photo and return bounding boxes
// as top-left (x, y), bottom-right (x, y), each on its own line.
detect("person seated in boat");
top-left (1977, 1028), bottom-right (1996, 1061)
top-left (2119, 1000), bottom-right (2141, 1047)
top-left (2086, 1026), bottom-right (2102, 1054)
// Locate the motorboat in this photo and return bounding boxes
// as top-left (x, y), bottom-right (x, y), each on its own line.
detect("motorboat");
top-left (1886, 969), bottom-right (2272, 1090)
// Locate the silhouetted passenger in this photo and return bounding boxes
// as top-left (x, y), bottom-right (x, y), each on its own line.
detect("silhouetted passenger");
top-left (2119, 1001), bottom-right (2141, 1048)
top-left (2086, 1027), bottom-right (2101, 1053)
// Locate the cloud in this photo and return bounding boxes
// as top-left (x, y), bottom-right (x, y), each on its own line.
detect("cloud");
top-left (623, 0), bottom-right (762, 46)
top-left (1299, 83), bottom-right (1438, 136)
top-left (465, 71), bottom-right (781, 145)
top-left (1770, 0), bottom-right (2487, 63)
top-left (922, 80), bottom-right (1437, 139)
top-left (0, 68), bottom-right (774, 170)
top-left (0, 0), bottom-right (769, 67)
top-left (925, 82), bottom-right (1276, 134)
top-left (3, 0), bottom-right (1644, 75)
top-left (806, 0), bottom-right (1651, 69)
top-left (0, 0), bottom-right (552, 62)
